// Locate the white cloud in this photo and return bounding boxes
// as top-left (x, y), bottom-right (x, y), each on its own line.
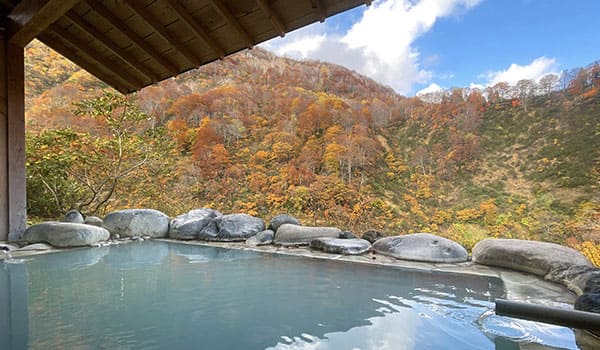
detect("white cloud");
top-left (483, 56), bottom-right (559, 86)
top-left (261, 0), bottom-right (481, 94)
top-left (416, 83), bottom-right (443, 96)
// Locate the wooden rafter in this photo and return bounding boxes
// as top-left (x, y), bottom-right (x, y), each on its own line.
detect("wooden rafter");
top-left (125, 0), bottom-right (202, 67)
top-left (39, 32), bottom-right (132, 93)
top-left (364, 0), bottom-right (372, 5)
top-left (311, 0), bottom-right (325, 23)
top-left (255, 0), bottom-right (285, 37)
top-left (47, 24), bottom-right (144, 89)
top-left (210, 0), bottom-right (254, 49)
top-left (7, 0), bottom-right (80, 46)
top-left (164, 0), bottom-right (225, 59)
top-left (85, 0), bottom-right (179, 76)
top-left (65, 11), bottom-right (160, 82)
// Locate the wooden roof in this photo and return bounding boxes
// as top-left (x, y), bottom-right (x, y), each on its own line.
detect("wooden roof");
top-left (5, 0), bottom-right (370, 93)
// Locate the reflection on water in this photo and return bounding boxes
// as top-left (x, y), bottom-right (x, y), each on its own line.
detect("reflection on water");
top-left (0, 241), bottom-right (579, 350)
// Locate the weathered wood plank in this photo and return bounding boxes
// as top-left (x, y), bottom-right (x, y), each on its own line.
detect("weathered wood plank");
top-left (210, 0), bottom-right (254, 48)
top-left (85, 0), bottom-right (179, 75)
top-left (7, 0), bottom-right (79, 46)
top-left (255, 0), bottom-right (286, 37)
top-left (126, 0), bottom-right (202, 67)
top-left (6, 42), bottom-right (26, 240)
top-left (65, 11), bottom-right (161, 82)
top-left (0, 34), bottom-right (8, 241)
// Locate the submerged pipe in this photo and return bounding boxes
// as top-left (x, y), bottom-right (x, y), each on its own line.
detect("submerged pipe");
top-left (495, 299), bottom-right (600, 330)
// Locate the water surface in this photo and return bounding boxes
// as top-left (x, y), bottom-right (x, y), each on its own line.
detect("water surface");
top-left (0, 241), bottom-right (578, 349)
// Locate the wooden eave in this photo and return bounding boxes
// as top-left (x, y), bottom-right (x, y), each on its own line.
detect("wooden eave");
top-left (4, 0), bottom-right (371, 94)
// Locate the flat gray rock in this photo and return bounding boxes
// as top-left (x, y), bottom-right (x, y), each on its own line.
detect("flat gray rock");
top-left (84, 216), bottom-right (103, 227)
top-left (63, 209), bottom-right (84, 223)
top-left (372, 233), bottom-right (468, 263)
top-left (310, 238), bottom-right (371, 255)
top-left (274, 224), bottom-right (342, 246)
top-left (23, 222), bottom-right (110, 247)
top-left (195, 213), bottom-right (265, 241)
top-left (472, 239), bottom-right (592, 277)
top-left (17, 243), bottom-right (54, 251)
top-left (268, 214), bottom-right (300, 232)
top-left (245, 230), bottom-right (274, 246)
top-left (0, 243), bottom-right (18, 251)
top-left (169, 208), bottom-right (222, 240)
top-left (103, 209), bottom-right (170, 238)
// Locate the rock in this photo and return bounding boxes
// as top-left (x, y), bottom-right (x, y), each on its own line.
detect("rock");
top-left (584, 274), bottom-right (600, 294)
top-left (169, 208), bottom-right (222, 240)
top-left (472, 239), bottom-right (592, 277)
top-left (23, 222), bottom-right (110, 247)
top-left (245, 230), bottom-right (274, 246)
top-left (84, 216), bottom-right (103, 227)
top-left (575, 293), bottom-right (600, 313)
top-left (545, 265), bottom-right (600, 296)
top-left (361, 230), bottom-right (385, 243)
top-left (372, 233), bottom-right (469, 263)
top-left (17, 243), bottom-right (53, 251)
top-left (63, 209), bottom-right (84, 223)
top-left (575, 293), bottom-right (600, 337)
top-left (339, 231), bottom-right (357, 239)
top-left (274, 224), bottom-right (342, 246)
top-left (0, 243), bottom-right (18, 251)
top-left (103, 209), bottom-right (170, 238)
top-left (268, 214), bottom-right (300, 232)
top-left (310, 238), bottom-right (371, 255)
top-left (200, 213), bottom-right (265, 241)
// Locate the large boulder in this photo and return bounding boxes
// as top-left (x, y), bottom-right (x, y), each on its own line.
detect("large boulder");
top-left (103, 209), bottom-right (170, 238)
top-left (274, 224), bottom-right (342, 246)
top-left (372, 233), bottom-right (469, 263)
top-left (198, 213), bottom-right (265, 241)
top-left (63, 209), bottom-right (84, 223)
top-left (361, 230), bottom-right (385, 243)
top-left (245, 230), bottom-right (274, 246)
top-left (472, 239), bottom-right (592, 277)
top-left (23, 222), bottom-right (109, 247)
top-left (169, 208), bottom-right (222, 240)
top-left (268, 214), bottom-right (300, 232)
top-left (310, 238), bottom-right (371, 255)
top-left (84, 216), bottom-right (103, 227)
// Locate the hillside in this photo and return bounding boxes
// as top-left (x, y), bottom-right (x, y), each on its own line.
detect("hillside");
top-left (24, 40), bottom-right (599, 262)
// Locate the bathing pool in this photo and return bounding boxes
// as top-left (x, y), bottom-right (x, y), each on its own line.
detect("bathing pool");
top-left (0, 241), bottom-right (579, 349)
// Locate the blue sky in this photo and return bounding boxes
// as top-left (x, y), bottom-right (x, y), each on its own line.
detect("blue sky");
top-left (261, 0), bottom-right (600, 96)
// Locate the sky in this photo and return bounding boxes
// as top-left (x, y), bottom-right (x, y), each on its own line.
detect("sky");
top-left (261, 0), bottom-right (600, 96)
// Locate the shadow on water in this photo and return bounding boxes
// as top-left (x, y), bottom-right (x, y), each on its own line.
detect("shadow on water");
top-left (0, 241), bottom-right (581, 349)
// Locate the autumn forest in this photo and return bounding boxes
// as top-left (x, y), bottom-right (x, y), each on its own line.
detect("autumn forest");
top-left (24, 41), bottom-right (599, 263)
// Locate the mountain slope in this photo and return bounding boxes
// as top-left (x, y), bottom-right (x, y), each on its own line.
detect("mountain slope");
top-left (24, 40), bottom-right (600, 262)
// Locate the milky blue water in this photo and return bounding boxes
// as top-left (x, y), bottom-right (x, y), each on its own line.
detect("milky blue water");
top-left (0, 241), bottom-right (578, 349)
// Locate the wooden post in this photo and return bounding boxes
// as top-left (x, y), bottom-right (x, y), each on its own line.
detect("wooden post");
top-left (0, 33), bottom-right (26, 241)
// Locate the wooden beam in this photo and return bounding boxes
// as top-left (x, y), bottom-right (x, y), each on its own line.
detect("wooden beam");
top-left (125, 0), bottom-right (202, 67)
top-left (39, 33), bottom-right (133, 94)
top-left (6, 42), bottom-right (26, 240)
top-left (0, 33), bottom-right (9, 240)
top-left (48, 24), bottom-right (145, 89)
top-left (311, 0), bottom-right (325, 23)
top-left (365, 1), bottom-right (372, 5)
top-left (64, 11), bottom-right (160, 82)
top-left (164, 0), bottom-right (225, 59)
top-left (210, 0), bottom-right (254, 49)
top-left (7, 0), bottom-right (80, 46)
top-left (0, 33), bottom-right (27, 240)
top-left (85, 0), bottom-right (179, 76)
top-left (255, 0), bottom-right (285, 37)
